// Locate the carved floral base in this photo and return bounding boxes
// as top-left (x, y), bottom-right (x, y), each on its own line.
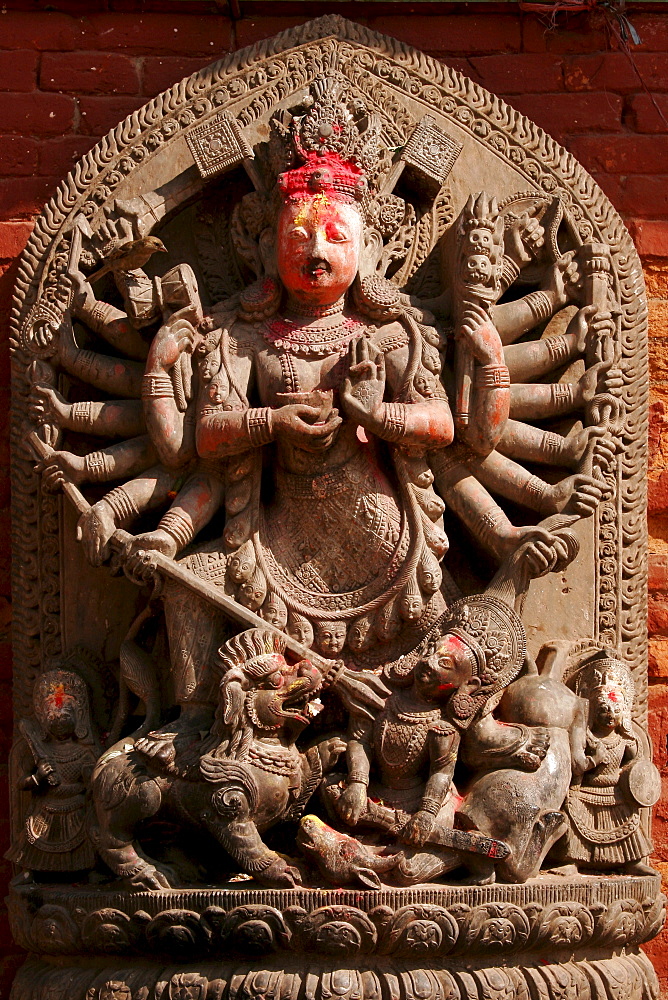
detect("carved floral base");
top-left (9, 875), bottom-right (665, 1000)
top-left (9, 950), bottom-right (661, 1000)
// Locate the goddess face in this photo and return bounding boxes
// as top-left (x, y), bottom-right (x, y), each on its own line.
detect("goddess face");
top-left (398, 592), bottom-right (423, 622)
top-left (592, 685), bottom-right (625, 728)
top-left (288, 617), bottom-right (314, 648)
top-left (277, 195), bottom-right (363, 306)
top-left (45, 699), bottom-right (77, 740)
top-left (348, 617), bottom-right (373, 652)
top-left (262, 597), bottom-right (288, 630)
top-left (316, 622), bottom-right (347, 657)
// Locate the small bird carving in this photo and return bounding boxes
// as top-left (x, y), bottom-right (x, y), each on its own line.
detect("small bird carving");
top-left (87, 236), bottom-right (168, 283)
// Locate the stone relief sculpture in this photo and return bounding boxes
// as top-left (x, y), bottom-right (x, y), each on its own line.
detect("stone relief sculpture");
top-left (6, 14), bottom-right (664, 1000)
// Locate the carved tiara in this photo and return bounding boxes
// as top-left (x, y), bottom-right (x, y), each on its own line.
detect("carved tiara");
top-left (438, 594), bottom-right (527, 693)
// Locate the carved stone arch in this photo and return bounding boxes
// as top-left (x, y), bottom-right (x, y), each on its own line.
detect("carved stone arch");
top-left (10, 13), bottom-right (647, 733)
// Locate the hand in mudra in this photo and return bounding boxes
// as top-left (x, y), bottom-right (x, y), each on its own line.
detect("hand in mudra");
top-left (341, 337), bottom-right (386, 428)
top-left (272, 403), bottom-right (342, 452)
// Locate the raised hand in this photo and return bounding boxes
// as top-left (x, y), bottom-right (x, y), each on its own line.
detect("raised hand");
top-left (341, 337), bottom-right (386, 428)
top-left (544, 472), bottom-right (608, 518)
top-left (29, 384), bottom-right (69, 428)
top-left (505, 212), bottom-right (544, 268)
top-left (544, 252), bottom-right (582, 310)
top-left (317, 737), bottom-right (347, 772)
top-left (147, 312), bottom-right (200, 373)
top-left (68, 269), bottom-right (96, 314)
top-left (458, 302), bottom-right (504, 366)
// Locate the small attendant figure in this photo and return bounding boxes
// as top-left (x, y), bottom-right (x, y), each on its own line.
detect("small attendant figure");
top-left (7, 669), bottom-right (99, 878)
top-left (565, 652), bottom-right (655, 875)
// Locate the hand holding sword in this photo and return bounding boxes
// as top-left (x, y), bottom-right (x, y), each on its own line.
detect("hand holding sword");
top-left (28, 431), bottom-right (390, 722)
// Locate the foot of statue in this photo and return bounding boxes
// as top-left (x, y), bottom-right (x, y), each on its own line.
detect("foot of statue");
top-left (623, 860), bottom-right (656, 876)
top-left (134, 709), bottom-right (212, 767)
top-left (126, 859), bottom-right (178, 891)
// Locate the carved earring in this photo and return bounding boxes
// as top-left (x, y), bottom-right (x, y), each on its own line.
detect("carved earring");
top-left (353, 274), bottom-right (402, 321)
top-left (450, 689), bottom-right (477, 720)
top-left (238, 277), bottom-right (282, 320)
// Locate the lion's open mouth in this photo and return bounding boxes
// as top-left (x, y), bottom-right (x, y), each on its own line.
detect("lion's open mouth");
top-left (269, 675), bottom-right (318, 725)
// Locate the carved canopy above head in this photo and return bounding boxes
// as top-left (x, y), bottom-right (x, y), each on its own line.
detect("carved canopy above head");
top-left (9, 14), bottom-right (647, 724)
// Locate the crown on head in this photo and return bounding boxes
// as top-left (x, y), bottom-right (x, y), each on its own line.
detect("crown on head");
top-left (438, 594), bottom-right (526, 692)
top-left (277, 152), bottom-right (367, 204)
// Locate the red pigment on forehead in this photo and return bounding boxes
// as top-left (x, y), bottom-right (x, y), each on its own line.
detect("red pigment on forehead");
top-left (607, 690), bottom-right (618, 702)
top-left (51, 682), bottom-right (66, 708)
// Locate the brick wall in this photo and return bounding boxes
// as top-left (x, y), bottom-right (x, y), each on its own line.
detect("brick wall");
top-left (1, 2), bottom-right (667, 995)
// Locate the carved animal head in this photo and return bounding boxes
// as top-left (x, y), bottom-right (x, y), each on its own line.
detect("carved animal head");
top-left (216, 629), bottom-right (322, 755)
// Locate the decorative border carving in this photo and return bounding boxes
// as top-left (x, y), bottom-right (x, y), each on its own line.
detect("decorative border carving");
top-left (9, 876), bottom-right (665, 958)
top-left (9, 15), bottom-right (647, 734)
top-left (9, 952), bottom-right (661, 1000)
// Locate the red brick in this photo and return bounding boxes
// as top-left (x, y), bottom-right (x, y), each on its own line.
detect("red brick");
top-left (1, 92), bottom-right (75, 137)
top-left (627, 94), bottom-right (668, 134)
top-left (565, 53), bottom-right (668, 94)
top-left (508, 93), bottom-right (624, 141)
top-left (141, 55), bottom-right (213, 97)
top-left (0, 135), bottom-right (38, 177)
top-left (565, 53), bottom-right (636, 93)
top-left (0, 176), bottom-right (61, 220)
top-left (78, 13), bottom-right (231, 57)
top-left (0, 12), bottom-right (78, 51)
top-left (621, 175), bottom-right (668, 219)
top-left (435, 57), bottom-right (473, 80)
top-left (365, 14), bottom-right (521, 55)
top-left (0, 49), bottom-right (37, 92)
top-left (40, 51), bottom-right (139, 96)
top-left (36, 136), bottom-right (97, 178)
top-left (76, 95), bottom-right (147, 137)
top-left (630, 14), bottom-right (668, 52)
top-left (522, 12), bottom-right (609, 53)
top-left (468, 53), bottom-right (563, 94)
top-left (630, 220), bottom-right (668, 258)
top-left (0, 221), bottom-right (33, 260)
top-left (649, 552), bottom-right (668, 593)
top-left (568, 135), bottom-right (668, 176)
top-left (0, 12), bottom-right (231, 56)
top-left (235, 15), bottom-right (326, 50)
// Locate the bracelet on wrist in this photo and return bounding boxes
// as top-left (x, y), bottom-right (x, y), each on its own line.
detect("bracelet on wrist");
top-left (475, 364), bottom-right (510, 389)
top-left (245, 407), bottom-right (274, 447)
top-left (142, 373), bottom-right (175, 400)
top-left (381, 402), bottom-right (407, 443)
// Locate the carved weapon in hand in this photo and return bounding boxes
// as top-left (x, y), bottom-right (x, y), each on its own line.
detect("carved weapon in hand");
top-left (27, 432), bottom-right (336, 677)
top-left (357, 796), bottom-right (510, 859)
top-left (19, 718), bottom-right (61, 787)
